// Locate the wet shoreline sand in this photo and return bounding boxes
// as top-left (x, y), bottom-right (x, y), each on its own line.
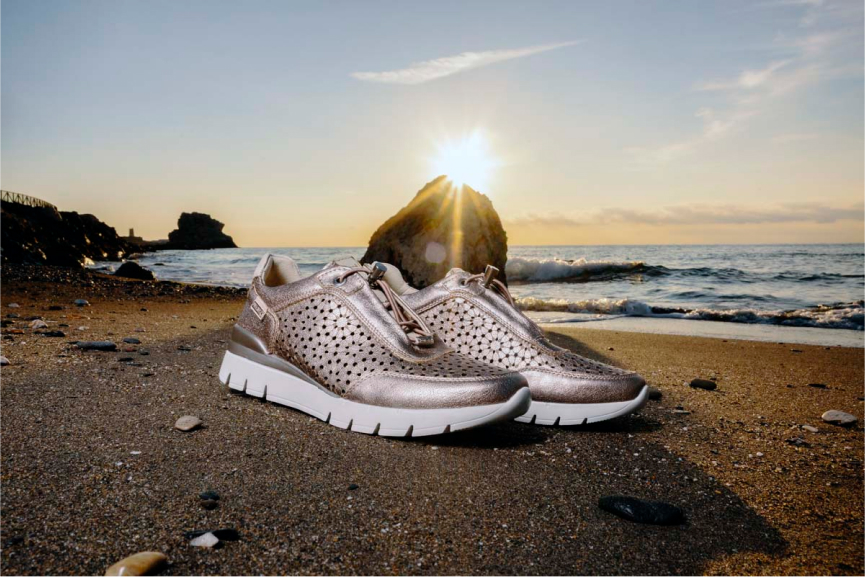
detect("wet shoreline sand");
top-left (1, 266), bottom-right (862, 575)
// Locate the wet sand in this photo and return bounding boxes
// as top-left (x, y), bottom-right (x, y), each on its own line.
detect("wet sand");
top-left (1, 266), bottom-right (862, 575)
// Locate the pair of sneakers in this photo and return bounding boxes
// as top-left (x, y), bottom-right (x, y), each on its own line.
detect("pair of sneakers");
top-left (219, 254), bottom-right (648, 437)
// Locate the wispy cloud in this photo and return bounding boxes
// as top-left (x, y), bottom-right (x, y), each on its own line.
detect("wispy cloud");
top-left (507, 201), bottom-right (864, 228)
top-left (626, 0), bottom-right (860, 168)
top-left (351, 40), bottom-right (582, 85)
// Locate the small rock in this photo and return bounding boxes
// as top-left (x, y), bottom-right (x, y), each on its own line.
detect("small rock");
top-left (189, 532), bottom-right (219, 548)
top-left (7, 303), bottom-right (20, 308)
top-left (134, 327), bottom-right (146, 332)
top-left (7, 313), bottom-right (20, 318)
top-left (75, 341), bottom-right (117, 352)
top-left (104, 551), bottom-right (167, 576)
top-left (648, 386), bottom-right (662, 400)
top-left (123, 337), bottom-right (142, 344)
top-left (822, 410), bottom-right (857, 427)
top-left (785, 437), bottom-right (810, 447)
top-left (115, 262), bottom-right (156, 281)
top-left (29, 319), bottom-right (48, 329)
top-left (808, 383), bottom-right (828, 389)
top-left (140, 308), bottom-right (148, 312)
top-left (77, 326), bottom-right (89, 331)
top-left (139, 349), bottom-right (150, 356)
top-left (0, 356), bottom-right (9, 366)
top-left (175, 415), bottom-right (202, 432)
top-left (802, 425), bottom-right (819, 433)
top-left (118, 357), bottom-right (134, 362)
top-left (74, 299), bottom-right (90, 307)
top-left (348, 483), bottom-right (359, 491)
top-left (199, 490), bottom-right (220, 501)
top-left (791, 349), bottom-right (803, 353)
top-left (177, 345), bottom-right (192, 352)
top-left (598, 496), bottom-right (685, 525)
top-left (185, 528), bottom-right (239, 541)
top-left (48, 305), bottom-right (64, 311)
top-left (689, 378), bottom-right (717, 391)
top-left (201, 499), bottom-right (218, 510)
top-left (607, 347), bottom-right (614, 351)
top-left (39, 330), bottom-right (66, 337)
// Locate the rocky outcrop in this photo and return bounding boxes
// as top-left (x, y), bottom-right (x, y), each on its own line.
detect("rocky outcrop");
top-left (361, 176), bottom-right (508, 288)
top-left (1, 202), bottom-right (133, 267)
top-left (167, 212), bottom-right (237, 250)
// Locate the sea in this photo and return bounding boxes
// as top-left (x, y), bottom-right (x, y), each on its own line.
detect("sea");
top-left (93, 244), bottom-right (865, 347)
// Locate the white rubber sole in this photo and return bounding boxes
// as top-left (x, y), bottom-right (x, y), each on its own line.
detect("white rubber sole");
top-left (514, 385), bottom-right (649, 426)
top-left (218, 351), bottom-right (532, 437)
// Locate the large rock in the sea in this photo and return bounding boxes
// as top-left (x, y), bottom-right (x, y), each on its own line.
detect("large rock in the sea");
top-left (1, 202), bottom-right (133, 267)
top-left (167, 212), bottom-right (237, 250)
top-left (114, 262), bottom-right (155, 280)
top-left (361, 176), bottom-right (508, 288)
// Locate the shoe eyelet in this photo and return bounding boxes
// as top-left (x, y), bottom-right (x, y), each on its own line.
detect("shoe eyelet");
top-left (458, 279), bottom-right (468, 287)
top-left (333, 278), bottom-right (346, 287)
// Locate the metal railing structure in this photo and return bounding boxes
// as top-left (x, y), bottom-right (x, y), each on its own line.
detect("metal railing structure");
top-left (0, 190), bottom-right (58, 211)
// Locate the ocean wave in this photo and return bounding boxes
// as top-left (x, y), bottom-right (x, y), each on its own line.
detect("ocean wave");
top-left (515, 296), bottom-right (864, 331)
top-left (506, 257), bottom-right (652, 283)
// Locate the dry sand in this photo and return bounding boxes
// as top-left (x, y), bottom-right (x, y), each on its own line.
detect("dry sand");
top-left (1, 266), bottom-right (862, 575)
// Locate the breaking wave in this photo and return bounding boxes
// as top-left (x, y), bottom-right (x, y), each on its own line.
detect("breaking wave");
top-left (515, 297), bottom-right (864, 331)
top-left (506, 257), bottom-right (652, 283)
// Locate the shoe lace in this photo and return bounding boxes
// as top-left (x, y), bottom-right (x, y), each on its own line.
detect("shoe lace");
top-left (337, 264), bottom-right (436, 348)
top-left (460, 265), bottom-right (515, 306)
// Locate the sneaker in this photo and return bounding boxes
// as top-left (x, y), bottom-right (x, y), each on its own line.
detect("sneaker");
top-left (219, 255), bottom-right (531, 437)
top-left (384, 264), bottom-right (648, 426)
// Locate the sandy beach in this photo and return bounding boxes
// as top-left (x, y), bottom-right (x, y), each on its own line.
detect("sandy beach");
top-left (1, 265), bottom-right (862, 575)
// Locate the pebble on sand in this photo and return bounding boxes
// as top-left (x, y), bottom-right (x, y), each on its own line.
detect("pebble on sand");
top-left (598, 496), bottom-right (685, 525)
top-left (189, 532), bottom-right (219, 548)
top-left (73, 299), bottom-right (90, 307)
top-left (7, 303), bottom-right (20, 308)
top-left (822, 410), bottom-right (857, 427)
top-left (199, 490), bottom-right (220, 501)
top-left (689, 378), bottom-right (717, 391)
top-left (175, 415), bottom-right (203, 432)
top-left (123, 337), bottom-right (142, 344)
top-left (104, 551), bottom-right (167, 576)
top-left (75, 341), bottom-right (117, 352)
top-left (802, 425), bottom-right (819, 433)
top-left (648, 386), bottom-right (662, 400)
top-left (1, 356), bottom-right (9, 366)
top-left (29, 319), bottom-right (48, 329)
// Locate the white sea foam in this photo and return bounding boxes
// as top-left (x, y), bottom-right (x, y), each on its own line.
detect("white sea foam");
top-left (515, 296), bottom-right (864, 331)
top-left (506, 256), bottom-right (645, 282)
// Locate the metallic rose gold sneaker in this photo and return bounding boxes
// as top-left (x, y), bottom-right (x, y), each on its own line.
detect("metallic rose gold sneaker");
top-left (218, 255), bottom-right (531, 437)
top-left (384, 264), bottom-right (648, 426)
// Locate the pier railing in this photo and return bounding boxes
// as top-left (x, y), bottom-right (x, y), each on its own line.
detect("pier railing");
top-left (0, 190), bottom-right (57, 211)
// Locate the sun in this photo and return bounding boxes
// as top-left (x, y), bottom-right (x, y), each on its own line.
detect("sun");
top-left (430, 131), bottom-right (500, 192)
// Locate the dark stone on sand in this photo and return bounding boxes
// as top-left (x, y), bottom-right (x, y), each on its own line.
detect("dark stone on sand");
top-left (348, 483), bottom-right (359, 491)
top-left (361, 176), bottom-right (508, 289)
top-left (75, 341), bottom-right (117, 351)
top-left (199, 490), bottom-right (220, 501)
top-left (598, 496), bottom-right (685, 525)
top-left (118, 357), bottom-right (134, 362)
top-left (808, 383), bottom-right (828, 389)
top-left (201, 500), bottom-right (219, 510)
top-left (114, 262), bottom-right (155, 281)
top-left (785, 437), bottom-right (810, 447)
top-left (167, 212), bottom-right (237, 250)
top-left (689, 378), bottom-right (717, 391)
top-left (74, 299), bottom-right (90, 307)
top-left (123, 337), bottom-right (142, 344)
top-left (139, 350), bottom-right (150, 356)
top-left (7, 313), bottom-right (20, 318)
top-left (48, 305), bottom-right (64, 311)
top-left (177, 345), bottom-right (192, 352)
top-left (39, 330), bottom-right (66, 337)
top-left (1, 320), bottom-right (14, 327)
top-left (648, 386), bottom-right (662, 400)
top-left (185, 528), bottom-right (240, 541)
top-left (0, 356), bottom-right (9, 366)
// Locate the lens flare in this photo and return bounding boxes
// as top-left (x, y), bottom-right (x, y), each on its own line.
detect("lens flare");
top-left (430, 132), bottom-right (500, 192)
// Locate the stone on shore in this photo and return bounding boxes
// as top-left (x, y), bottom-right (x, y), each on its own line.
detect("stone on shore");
top-left (175, 415), bottom-right (202, 432)
top-left (75, 341), bottom-right (117, 352)
top-left (648, 386), bottom-right (662, 400)
top-left (189, 532), bottom-right (219, 548)
top-left (74, 299), bottom-right (90, 307)
top-left (689, 378), bottom-right (717, 391)
top-left (29, 319), bottom-right (48, 329)
top-left (822, 410), bottom-right (857, 427)
top-left (104, 551), bottom-right (167, 576)
top-left (123, 337), bottom-right (142, 344)
top-left (1, 356), bottom-right (9, 366)
top-left (598, 496), bottom-right (686, 525)
top-left (114, 262), bottom-right (155, 281)
top-left (361, 176), bottom-right (508, 289)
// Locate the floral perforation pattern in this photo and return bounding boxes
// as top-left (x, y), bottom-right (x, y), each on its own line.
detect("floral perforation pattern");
top-left (421, 298), bottom-right (633, 378)
top-left (274, 294), bottom-right (510, 395)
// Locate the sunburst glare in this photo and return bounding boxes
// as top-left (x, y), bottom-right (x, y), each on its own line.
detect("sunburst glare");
top-left (430, 131), bottom-right (500, 192)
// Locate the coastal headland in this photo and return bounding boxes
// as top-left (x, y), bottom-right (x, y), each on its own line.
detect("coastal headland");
top-left (1, 265), bottom-right (862, 575)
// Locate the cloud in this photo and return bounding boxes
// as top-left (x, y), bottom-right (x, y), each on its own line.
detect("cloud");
top-left (696, 60), bottom-right (791, 91)
top-left (351, 40), bottom-right (582, 85)
top-left (507, 202), bottom-right (864, 228)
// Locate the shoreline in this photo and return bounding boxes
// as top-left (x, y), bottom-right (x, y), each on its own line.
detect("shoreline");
top-left (1, 264), bottom-right (863, 575)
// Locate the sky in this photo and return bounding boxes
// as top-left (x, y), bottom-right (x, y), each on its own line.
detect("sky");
top-left (2, 0), bottom-right (863, 247)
